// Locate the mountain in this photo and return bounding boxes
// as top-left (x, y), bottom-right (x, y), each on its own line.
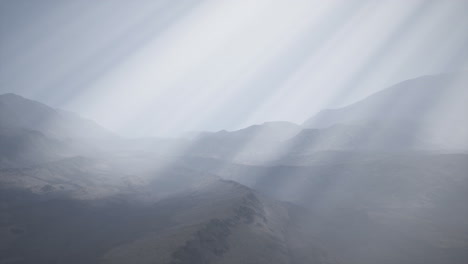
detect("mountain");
top-left (184, 120), bottom-right (442, 164)
top-left (101, 180), bottom-right (333, 264)
top-left (183, 121), bottom-right (302, 162)
top-left (303, 72), bottom-right (468, 150)
top-left (283, 122), bottom-right (438, 154)
top-left (195, 121), bottom-right (302, 142)
top-left (175, 72), bottom-right (468, 163)
top-left (0, 165), bottom-right (334, 264)
top-left (178, 152), bottom-right (468, 264)
top-left (191, 121), bottom-right (301, 151)
top-left (252, 153), bottom-right (468, 264)
top-left (1, 72), bottom-right (468, 264)
top-left (0, 93), bottom-right (120, 167)
top-left (0, 93), bottom-right (115, 139)
top-left (0, 126), bottom-right (74, 168)
top-left (0, 156), bottom-right (142, 199)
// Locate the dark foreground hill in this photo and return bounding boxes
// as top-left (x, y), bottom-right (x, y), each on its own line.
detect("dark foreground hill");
top-left (0, 169), bottom-right (333, 264)
top-left (176, 152), bottom-right (468, 264)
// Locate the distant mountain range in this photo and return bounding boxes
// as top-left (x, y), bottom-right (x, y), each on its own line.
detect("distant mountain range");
top-left (186, 72), bottom-right (468, 162)
top-left (1, 72), bottom-right (467, 264)
top-left (1, 71), bottom-right (467, 159)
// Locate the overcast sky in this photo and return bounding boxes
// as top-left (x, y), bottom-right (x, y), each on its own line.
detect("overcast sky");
top-left (1, 0), bottom-right (468, 137)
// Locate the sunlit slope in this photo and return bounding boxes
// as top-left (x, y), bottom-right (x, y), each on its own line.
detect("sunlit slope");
top-left (182, 72), bottom-right (468, 163)
top-left (303, 72), bottom-right (468, 150)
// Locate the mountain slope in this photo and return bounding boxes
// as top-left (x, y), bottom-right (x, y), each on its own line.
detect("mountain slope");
top-left (0, 127), bottom-right (76, 168)
top-left (0, 93), bottom-right (120, 168)
top-left (0, 173), bottom-right (334, 264)
top-left (303, 72), bottom-right (468, 150)
top-left (0, 93), bottom-right (115, 139)
top-left (196, 121), bottom-right (302, 142)
top-left (178, 153), bottom-right (468, 264)
top-left (180, 72), bottom-right (468, 162)
top-left (183, 121), bottom-right (302, 162)
top-left (283, 122), bottom-right (438, 153)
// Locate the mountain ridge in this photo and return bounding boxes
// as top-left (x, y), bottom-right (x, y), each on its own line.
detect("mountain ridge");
top-left (0, 93), bottom-right (116, 140)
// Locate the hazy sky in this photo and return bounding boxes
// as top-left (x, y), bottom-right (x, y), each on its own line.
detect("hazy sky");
top-left (1, 0), bottom-right (468, 137)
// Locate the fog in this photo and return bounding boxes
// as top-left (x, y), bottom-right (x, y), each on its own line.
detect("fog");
top-left (1, 1), bottom-right (468, 264)
top-left (1, 0), bottom-right (468, 136)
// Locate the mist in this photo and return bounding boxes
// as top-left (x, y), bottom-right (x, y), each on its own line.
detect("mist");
top-left (1, 0), bottom-right (468, 136)
top-left (1, 1), bottom-right (468, 264)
